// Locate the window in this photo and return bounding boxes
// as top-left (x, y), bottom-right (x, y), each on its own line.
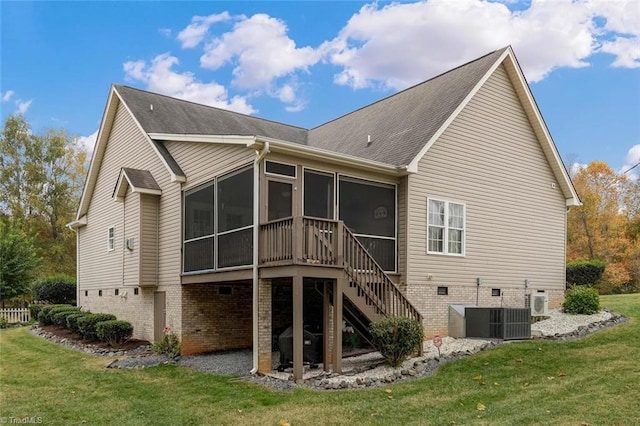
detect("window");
top-left (492, 288), bottom-right (501, 297)
top-left (115, 289), bottom-right (119, 296)
top-left (339, 177), bottom-right (396, 271)
top-left (304, 170), bottom-right (334, 219)
top-left (107, 226), bottom-right (115, 251)
top-left (268, 180), bottom-right (293, 221)
top-left (98, 290), bottom-right (103, 297)
top-left (134, 288), bottom-right (139, 295)
top-left (437, 286), bottom-right (449, 296)
top-left (84, 290), bottom-right (88, 297)
top-left (183, 166), bottom-right (253, 273)
top-left (266, 161), bottom-right (296, 178)
top-left (427, 198), bottom-right (465, 255)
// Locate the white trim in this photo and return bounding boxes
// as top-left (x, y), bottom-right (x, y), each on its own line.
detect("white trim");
top-left (107, 226), bottom-right (115, 252)
top-left (426, 197), bottom-right (466, 257)
top-left (148, 133), bottom-right (257, 146)
top-left (407, 49), bottom-right (510, 174)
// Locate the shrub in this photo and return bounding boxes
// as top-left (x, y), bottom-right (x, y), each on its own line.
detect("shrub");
top-left (32, 275), bottom-right (76, 305)
top-left (369, 317), bottom-right (424, 367)
top-left (52, 308), bottom-right (81, 327)
top-left (66, 312), bottom-right (91, 334)
top-left (153, 326), bottom-right (181, 358)
top-left (77, 313), bottom-right (117, 340)
top-left (37, 304), bottom-right (72, 325)
top-left (0, 316), bottom-right (7, 329)
top-left (96, 320), bottom-right (133, 345)
top-left (563, 286), bottom-right (600, 315)
top-left (29, 304), bottom-right (44, 320)
top-left (566, 260), bottom-right (606, 287)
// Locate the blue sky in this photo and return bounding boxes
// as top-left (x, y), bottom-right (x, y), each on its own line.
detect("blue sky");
top-left (1, 0), bottom-right (639, 177)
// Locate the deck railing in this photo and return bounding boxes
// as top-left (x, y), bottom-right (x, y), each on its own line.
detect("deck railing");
top-left (259, 217), bottom-right (422, 324)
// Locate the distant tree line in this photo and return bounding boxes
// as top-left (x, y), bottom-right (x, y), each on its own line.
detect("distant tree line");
top-left (567, 161), bottom-right (640, 293)
top-left (0, 115), bottom-right (87, 305)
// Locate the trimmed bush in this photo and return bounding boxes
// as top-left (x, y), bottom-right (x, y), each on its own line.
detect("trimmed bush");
top-left (77, 313), bottom-right (117, 340)
top-left (66, 312), bottom-right (91, 334)
top-left (37, 304), bottom-right (72, 325)
top-left (29, 304), bottom-right (44, 320)
top-left (563, 286), bottom-right (600, 315)
top-left (566, 260), bottom-right (606, 287)
top-left (52, 308), bottom-right (81, 327)
top-left (96, 320), bottom-right (133, 345)
top-left (369, 317), bottom-right (424, 367)
top-left (32, 275), bottom-right (76, 305)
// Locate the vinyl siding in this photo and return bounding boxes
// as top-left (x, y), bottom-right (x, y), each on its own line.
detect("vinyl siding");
top-left (407, 64), bottom-right (567, 295)
top-left (140, 193), bottom-right (159, 286)
top-left (123, 188), bottom-right (140, 285)
top-left (77, 100), bottom-right (182, 341)
top-left (165, 141), bottom-right (255, 189)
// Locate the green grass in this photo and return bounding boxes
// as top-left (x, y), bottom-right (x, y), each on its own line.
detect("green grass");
top-left (1, 294), bottom-right (639, 425)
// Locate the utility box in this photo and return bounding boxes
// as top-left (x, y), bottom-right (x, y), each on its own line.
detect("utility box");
top-left (448, 304), bottom-right (476, 338)
top-left (277, 325), bottom-right (323, 370)
top-left (465, 307), bottom-right (531, 340)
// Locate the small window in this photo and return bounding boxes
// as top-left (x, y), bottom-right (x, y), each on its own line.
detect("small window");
top-left (427, 198), bottom-right (465, 255)
top-left (98, 290), bottom-right (103, 297)
top-left (115, 289), bottom-right (119, 296)
top-left (107, 226), bottom-right (115, 251)
top-left (437, 286), bottom-right (449, 296)
top-left (134, 288), bottom-right (139, 295)
top-left (492, 288), bottom-right (501, 297)
top-left (84, 290), bottom-right (88, 297)
top-left (266, 161), bottom-right (296, 178)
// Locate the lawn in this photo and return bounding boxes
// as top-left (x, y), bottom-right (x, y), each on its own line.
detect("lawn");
top-left (1, 294), bottom-right (639, 425)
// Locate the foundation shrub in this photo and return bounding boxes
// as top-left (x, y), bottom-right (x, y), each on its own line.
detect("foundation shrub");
top-left (369, 317), bottom-right (424, 367)
top-left (96, 320), bottom-right (133, 345)
top-left (77, 313), bottom-right (117, 341)
top-left (563, 286), bottom-right (600, 315)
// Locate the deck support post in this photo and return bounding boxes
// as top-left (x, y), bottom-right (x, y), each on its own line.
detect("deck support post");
top-left (292, 275), bottom-right (304, 382)
top-left (323, 281), bottom-right (331, 371)
top-left (333, 277), bottom-right (343, 374)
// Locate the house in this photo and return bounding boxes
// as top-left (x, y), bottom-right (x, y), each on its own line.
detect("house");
top-left (69, 46), bottom-right (579, 381)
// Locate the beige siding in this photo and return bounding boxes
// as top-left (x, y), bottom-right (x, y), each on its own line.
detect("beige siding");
top-left (123, 189), bottom-right (140, 285)
top-left (406, 65), bottom-right (567, 331)
top-left (77, 101), bottom-right (182, 341)
top-left (165, 142), bottom-right (255, 189)
top-left (140, 193), bottom-right (159, 286)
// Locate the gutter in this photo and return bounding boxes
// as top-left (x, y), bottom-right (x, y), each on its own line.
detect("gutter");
top-left (251, 141), bottom-right (270, 374)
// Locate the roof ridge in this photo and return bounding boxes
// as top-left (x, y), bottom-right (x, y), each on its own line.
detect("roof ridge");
top-left (310, 47), bottom-right (508, 131)
top-left (113, 84), bottom-right (309, 132)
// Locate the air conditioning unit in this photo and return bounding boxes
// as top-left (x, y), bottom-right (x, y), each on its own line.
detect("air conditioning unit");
top-left (531, 294), bottom-right (548, 316)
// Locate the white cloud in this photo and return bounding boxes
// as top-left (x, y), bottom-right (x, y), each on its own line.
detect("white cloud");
top-left (75, 129), bottom-right (98, 154)
top-left (200, 13), bottom-right (320, 88)
top-left (324, 0), bottom-right (600, 90)
top-left (159, 28), bottom-right (172, 38)
top-left (16, 99), bottom-right (33, 115)
top-left (123, 53), bottom-right (255, 115)
top-left (177, 12), bottom-right (233, 48)
top-left (2, 90), bottom-right (15, 102)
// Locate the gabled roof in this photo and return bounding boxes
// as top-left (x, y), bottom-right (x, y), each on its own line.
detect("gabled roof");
top-left (73, 46), bottom-right (580, 225)
top-left (113, 168), bottom-right (162, 201)
top-left (307, 48), bottom-right (507, 167)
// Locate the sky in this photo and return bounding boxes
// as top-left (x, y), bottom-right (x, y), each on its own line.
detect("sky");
top-left (1, 0), bottom-right (639, 179)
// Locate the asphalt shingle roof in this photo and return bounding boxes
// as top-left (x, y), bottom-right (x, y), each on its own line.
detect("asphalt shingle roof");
top-left (115, 48), bottom-right (506, 168)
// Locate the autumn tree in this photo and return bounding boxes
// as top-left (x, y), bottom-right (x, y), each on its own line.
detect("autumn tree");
top-left (0, 115), bottom-right (87, 276)
top-left (567, 161), bottom-right (639, 293)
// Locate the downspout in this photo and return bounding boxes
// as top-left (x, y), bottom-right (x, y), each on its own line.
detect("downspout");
top-left (251, 141), bottom-right (270, 374)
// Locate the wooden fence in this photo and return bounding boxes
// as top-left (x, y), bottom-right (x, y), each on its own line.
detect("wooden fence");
top-left (0, 308), bottom-right (31, 324)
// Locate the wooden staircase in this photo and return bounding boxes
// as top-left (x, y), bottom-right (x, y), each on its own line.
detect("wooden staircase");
top-left (260, 217), bottom-right (423, 327)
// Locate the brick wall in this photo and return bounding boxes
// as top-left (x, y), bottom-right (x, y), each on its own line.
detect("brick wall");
top-left (78, 284), bottom-right (180, 343)
top-left (180, 281), bottom-right (252, 355)
top-left (406, 284), bottom-right (564, 338)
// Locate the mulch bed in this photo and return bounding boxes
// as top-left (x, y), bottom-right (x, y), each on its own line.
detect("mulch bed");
top-left (41, 325), bottom-right (150, 351)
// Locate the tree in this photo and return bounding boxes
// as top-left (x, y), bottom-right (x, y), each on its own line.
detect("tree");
top-left (567, 161), bottom-right (639, 293)
top-left (0, 220), bottom-right (41, 305)
top-left (0, 115), bottom-right (87, 276)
